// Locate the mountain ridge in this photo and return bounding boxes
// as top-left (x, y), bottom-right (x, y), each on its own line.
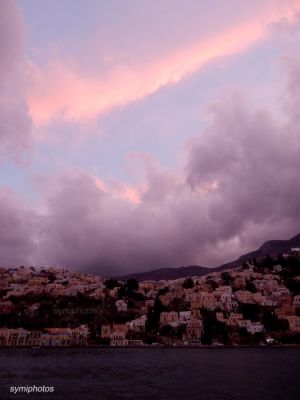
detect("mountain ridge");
top-left (113, 233), bottom-right (300, 281)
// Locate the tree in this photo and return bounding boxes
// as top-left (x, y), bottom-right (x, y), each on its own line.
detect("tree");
top-left (284, 278), bottom-right (300, 296)
top-left (118, 279), bottom-right (142, 299)
top-left (104, 279), bottom-right (119, 290)
top-left (47, 273), bottom-right (56, 283)
top-left (182, 277), bottom-right (194, 289)
top-left (245, 281), bottom-right (257, 293)
top-left (239, 303), bottom-right (261, 321)
top-left (126, 278), bottom-right (139, 292)
top-left (159, 324), bottom-right (176, 338)
top-left (263, 310), bottom-right (288, 332)
top-left (221, 272), bottom-right (233, 285)
top-left (207, 279), bottom-right (218, 290)
top-left (158, 287), bottom-right (169, 296)
top-left (146, 298), bottom-right (167, 334)
top-left (238, 327), bottom-right (248, 337)
top-left (201, 315), bottom-right (215, 345)
top-left (262, 255), bottom-right (274, 270)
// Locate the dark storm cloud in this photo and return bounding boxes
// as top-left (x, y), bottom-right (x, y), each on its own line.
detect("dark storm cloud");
top-left (32, 63), bottom-right (300, 274)
top-left (0, 189), bottom-right (36, 266)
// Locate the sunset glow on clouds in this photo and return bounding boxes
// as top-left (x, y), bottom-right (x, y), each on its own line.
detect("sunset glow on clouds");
top-left (27, 1), bottom-right (300, 125)
top-left (0, 0), bottom-right (300, 274)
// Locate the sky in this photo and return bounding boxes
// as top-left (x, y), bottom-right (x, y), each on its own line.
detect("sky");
top-left (0, 0), bottom-right (300, 275)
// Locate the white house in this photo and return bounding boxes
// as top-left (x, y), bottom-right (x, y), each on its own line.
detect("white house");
top-left (179, 311), bottom-right (192, 324)
top-left (116, 300), bottom-right (128, 312)
top-left (293, 295), bottom-right (300, 308)
top-left (160, 311), bottom-right (179, 327)
top-left (126, 315), bottom-right (147, 332)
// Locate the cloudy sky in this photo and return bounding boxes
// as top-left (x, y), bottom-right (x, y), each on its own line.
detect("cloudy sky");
top-left (1, 0), bottom-right (300, 275)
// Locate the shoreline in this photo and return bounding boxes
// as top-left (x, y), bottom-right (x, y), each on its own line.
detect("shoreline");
top-left (1, 344), bottom-right (300, 349)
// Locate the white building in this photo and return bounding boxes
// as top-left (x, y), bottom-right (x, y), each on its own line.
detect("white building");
top-left (160, 311), bottom-right (179, 327)
top-left (179, 311), bottom-right (192, 324)
top-left (116, 300), bottom-right (128, 312)
top-left (126, 315), bottom-right (147, 332)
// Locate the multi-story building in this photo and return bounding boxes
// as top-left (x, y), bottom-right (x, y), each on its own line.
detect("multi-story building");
top-left (179, 311), bottom-right (192, 324)
top-left (126, 315), bottom-right (147, 332)
top-left (285, 316), bottom-right (300, 332)
top-left (160, 311), bottom-right (179, 327)
top-left (116, 299), bottom-right (128, 312)
top-left (293, 295), bottom-right (300, 308)
top-left (184, 319), bottom-right (203, 343)
top-left (101, 323), bottom-right (128, 346)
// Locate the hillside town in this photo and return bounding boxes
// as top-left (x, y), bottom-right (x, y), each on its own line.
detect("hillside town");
top-left (0, 249), bottom-right (300, 347)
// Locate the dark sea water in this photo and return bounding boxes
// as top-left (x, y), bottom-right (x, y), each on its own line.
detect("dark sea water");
top-left (0, 348), bottom-right (300, 400)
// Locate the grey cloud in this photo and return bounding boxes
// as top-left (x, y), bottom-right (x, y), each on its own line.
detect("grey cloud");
top-left (32, 61), bottom-right (300, 275)
top-left (0, 0), bottom-right (32, 162)
top-left (1, 57), bottom-right (300, 274)
top-left (0, 189), bottom-right (36, 266)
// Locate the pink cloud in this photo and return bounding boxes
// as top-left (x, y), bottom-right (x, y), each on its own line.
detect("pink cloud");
top-left (92, 174), bottom-right (143, 204)
top-left (27, 2), bottom-right (300, 127)
top-left (121, 186), bottom-right (142, 204)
